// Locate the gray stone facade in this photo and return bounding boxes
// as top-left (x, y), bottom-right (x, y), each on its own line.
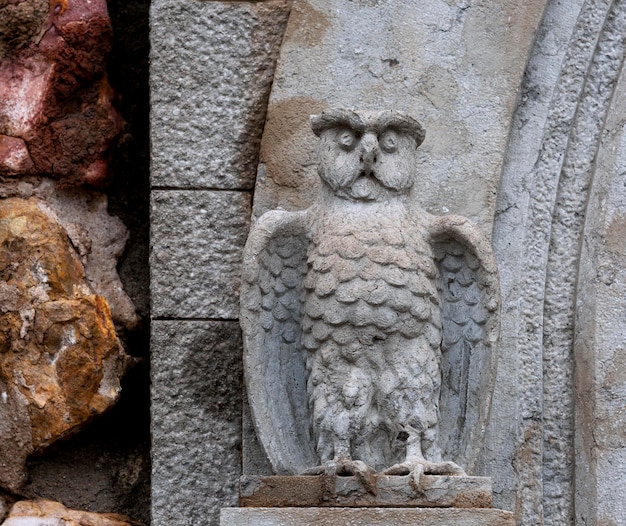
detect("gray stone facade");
top-left (149, 2), bottom-right (290, 525)
top-left (149, 1), bottom-right (626, 525)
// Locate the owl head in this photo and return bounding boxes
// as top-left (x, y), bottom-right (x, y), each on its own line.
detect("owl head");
top-left (310, 109), bottom-right (425, 202)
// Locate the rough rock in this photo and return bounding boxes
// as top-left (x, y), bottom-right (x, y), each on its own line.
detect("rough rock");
top-left (2, 499), bottom-right (134, 526)
top-left (0, 197), bottom-right (128, 492)
top-left (0, 0), bottom-right (123, 185)
top-left (0, 0), bottom-right (48, 59)
top-left (0, 495), bottom-right (9, 522)
top-left (0, 178), bottom-right (139, 329)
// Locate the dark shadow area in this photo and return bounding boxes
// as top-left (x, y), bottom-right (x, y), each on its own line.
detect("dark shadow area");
top-left (23, 364), bottom-right (151, 525)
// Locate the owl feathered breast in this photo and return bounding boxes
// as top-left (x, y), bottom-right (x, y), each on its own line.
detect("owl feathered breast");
top-left (240, 206), bottom-right (500, 475)
top-left (301, 208), bottom-right (443, 471)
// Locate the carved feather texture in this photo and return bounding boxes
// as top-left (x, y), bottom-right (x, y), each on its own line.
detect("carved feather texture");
top-left (241, 208), bottom-right (499, 475)
top-left (302, 214), bottom-right (444, 470)
top-left (240, 210), bottom-right (318, 474)
top-left (431, 217), bottom-right (500, 472)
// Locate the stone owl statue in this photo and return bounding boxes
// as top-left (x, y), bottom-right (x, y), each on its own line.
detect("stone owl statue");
top-left (240, 109), bottom-right (500, 484)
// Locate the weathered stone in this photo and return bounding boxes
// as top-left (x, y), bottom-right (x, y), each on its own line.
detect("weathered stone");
top-left (0, 178), bottom-right (139, 330)
top-left (151, 321), bottom-right (242, 526)
top-left (36, 181), bottom-right (139, 330)
top-left (573, 29), bottom-right (626, 525)
top-left (2, 499), bottom-right (134, 526)
top-left (240, 474), bottom-right (493, 509)
top-left (220, 507), bottom-right (515, 526)
top-left (150, 0), bottom-right (291, 189)
top-left (0, 493), bottom-right (11, 522)
top-left (150, 191), bottom-right (251, 319)
top-left (487, 1), bottom-right (626, 524)
top-left (0, 198), bottom-right (128, 492)
top-left (0, 0), bottom-right (123, 185)
top-left (241, 110), bottom-right (500, 483)
top-left (0, 0), bottom-right (48, 58)
top-left (254, 0), bottom-right (547, 227)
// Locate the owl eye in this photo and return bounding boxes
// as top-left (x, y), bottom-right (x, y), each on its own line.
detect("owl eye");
top-left (337, 129), bottom-right (357, 151)
top-left (379, 130), bottom-right (398, 153)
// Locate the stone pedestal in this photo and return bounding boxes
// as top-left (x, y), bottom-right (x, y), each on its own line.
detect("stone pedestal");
top-left (221, 475), bottom-right (514, 525)
top-left (220, 507), bottom-right (515, 525)
top-left (239, 475), bottom-right (493, 508)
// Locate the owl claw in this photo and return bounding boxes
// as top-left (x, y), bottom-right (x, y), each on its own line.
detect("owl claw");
top-left (337, 459), bottom-right (377, 495)
top-left (301, 459), bottom-right (377, 495)
top-left (383, 458), bottom-right (466, 477)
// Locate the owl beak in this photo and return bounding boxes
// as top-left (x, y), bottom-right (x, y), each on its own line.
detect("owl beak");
top-left (360, 133), bottom-right (378, 176)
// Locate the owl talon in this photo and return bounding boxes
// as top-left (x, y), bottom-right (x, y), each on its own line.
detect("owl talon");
top-left (301, 459), bottom-right (377, 495)
top-left (383, 459), bottom-right (466, 477)
top-left (337, 459), bottom-right (377, 495)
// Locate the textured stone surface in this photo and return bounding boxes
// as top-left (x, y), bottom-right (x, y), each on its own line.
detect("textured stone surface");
top-left (241, 110), bottom-right (500, 484)
top-left (0, 198), bottom-right (128, 492)
top-left (574, 32), bottom-right (626, 526)
top-left (240, 474), bottom-right (493, 508)
top-left (254, 0), bottom-right (547, 228)
top-left (0, 496), bottom-right (8, 523)
top-left (0, 0), bottom-right (123, 185)
top-left (487, 1), bottom-right (626, 524)
top-left (150, 190), bottom-right (251, 319)
top-left (151, 321), bottom-right (242, 526)
top-left (221, 507), bottom-right (515, 526)
top-left (150, 0), bottom-right (290, 189)
top-left (0, 178), bottom-right (139, 329)
top-left (0, 0), bottom-right (48, 59)
top-left (2, 499), bottom-right (134, 526)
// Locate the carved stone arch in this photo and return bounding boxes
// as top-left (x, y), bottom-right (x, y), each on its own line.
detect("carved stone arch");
top-left (574, 48), bottom-right (626, 525)
top-left (490, 0), bottom-right (626, 524)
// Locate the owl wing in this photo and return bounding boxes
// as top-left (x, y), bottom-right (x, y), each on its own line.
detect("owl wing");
top-left (428, 215), bottom-right (500, 474)
top-left (240, 209), bottom-right (317, 474)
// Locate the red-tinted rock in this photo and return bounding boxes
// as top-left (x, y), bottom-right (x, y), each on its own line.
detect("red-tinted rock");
top-left (0, 135), bottom-right (34, 175)
top-left (0, 0), bottom-right (123, 186)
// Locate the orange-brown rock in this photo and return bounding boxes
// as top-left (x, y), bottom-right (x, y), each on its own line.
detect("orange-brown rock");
top-left (3, 499), bottom-right (135, 526)
top-left (0, 197), bottom-right (128, 491)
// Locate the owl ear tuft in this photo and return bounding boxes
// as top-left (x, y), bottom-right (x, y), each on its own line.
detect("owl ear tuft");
top-left (374, 111), bottom-right (425, 148)
top-left (310, 108), bottom-right (365, 136)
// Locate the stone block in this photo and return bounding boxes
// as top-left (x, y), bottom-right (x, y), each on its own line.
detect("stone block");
top-left (254, 0), bottom-right (547, 227)
top-left (150, 190), bottom-right (251, 319)
top-left (0, 197), bottom-right (128, 492)
top-left (0, 0), bottom-right (123, 185)
top-left (220, 507), bottom-right (515, 526)
top-left (150, 0), bottom-right (290, 189)
top-left (151, 320), bottom-right (243, 526)
top-left (239, 475), bottom-right (493, 509)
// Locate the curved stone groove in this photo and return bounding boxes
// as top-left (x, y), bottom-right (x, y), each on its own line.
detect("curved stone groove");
top-left (542, 2), bottom-right (626, 524)
top-left (492, 0), bottom-right (626, 523)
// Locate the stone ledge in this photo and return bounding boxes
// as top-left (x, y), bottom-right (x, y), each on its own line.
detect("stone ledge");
top-left (239, 475), bottom-right (492, 508)
top-left (221, 507), bottom-right (515, 526)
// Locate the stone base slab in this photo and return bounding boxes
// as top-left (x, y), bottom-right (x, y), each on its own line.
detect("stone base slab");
top-left (239, 474), bottom-right (492, 508)
top-left (220, 507), bottom-right (515, 525)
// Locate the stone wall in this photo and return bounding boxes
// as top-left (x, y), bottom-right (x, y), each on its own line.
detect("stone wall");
top-left (149, 1), bottom-right (626, 525)
top-left (149, 2), bottom-right (291, 525)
